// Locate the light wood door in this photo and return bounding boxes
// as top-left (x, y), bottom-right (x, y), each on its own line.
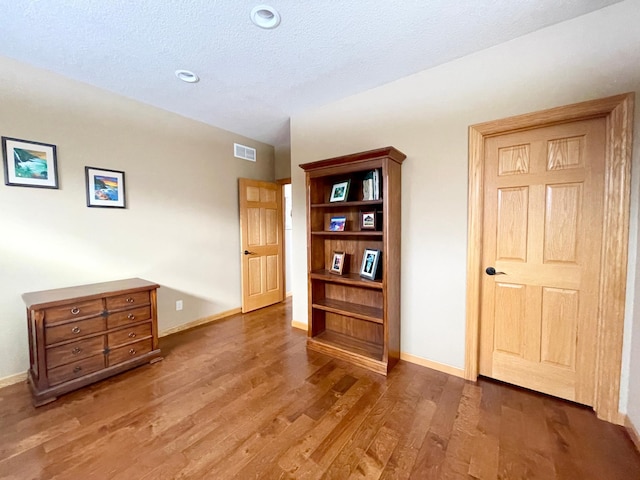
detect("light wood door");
top-left (479, 118), bottom-right (605, 405)
top-left (239, 178), bottom-right (284, 313)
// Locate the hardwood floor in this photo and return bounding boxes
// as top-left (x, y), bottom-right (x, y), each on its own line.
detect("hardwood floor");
top-left (1, 299), bottom-right (639, 479)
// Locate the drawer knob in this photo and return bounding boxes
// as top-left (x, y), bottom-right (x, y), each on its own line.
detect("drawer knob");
top-left (72, 347), bottom-right (82, 355)
top-left (70, 307), bottom-right (80, 315)
top-left (127, 314), bottom-right (135, 320)
top-left (73, 366), bottom-right (82, 373)
top-left (71, 326), bottom-right (81, 334)
top-left (129, 348), bottom-right (136, 356)
top-left (128, 332), bottom-right (136, 338)
top-left (126, 297), bottom-right (134, 303)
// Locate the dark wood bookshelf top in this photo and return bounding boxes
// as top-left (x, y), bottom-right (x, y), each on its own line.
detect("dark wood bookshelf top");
top-left (312, 298), bottom-right (383, 324)
top-left (299, 146), bottom-right (406, 171)
top-left (310, 270), bottom-right (383, 289)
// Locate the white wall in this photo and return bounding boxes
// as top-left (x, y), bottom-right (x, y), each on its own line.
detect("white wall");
top-left (290, 0), bottom-right (640, 419)
top-left (0, 56), bottom-right (275, 380)
top-left (283, 183), bottom-right (293, 295)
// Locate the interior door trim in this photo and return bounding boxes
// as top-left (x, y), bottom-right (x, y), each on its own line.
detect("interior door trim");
top-left (465, 93), bottom-right (635, 423)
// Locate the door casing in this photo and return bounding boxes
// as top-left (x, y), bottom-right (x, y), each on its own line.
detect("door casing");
top-left (465, 93), bottom-right (635, 424)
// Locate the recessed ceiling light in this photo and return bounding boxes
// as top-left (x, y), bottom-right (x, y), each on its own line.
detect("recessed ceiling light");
top-left (175, 69), bottom-right (199, 83)
top-left (251, 5), bottom-right (281, 29)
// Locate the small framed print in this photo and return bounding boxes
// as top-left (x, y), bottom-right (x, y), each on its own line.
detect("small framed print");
top-left (360, 210), bottom-right (376, 230)
top-left (2, 137), bottom-right (58, 189)
top-left (329, 180), bottom-right (350, 202)
top-left (330, 251), bottom-right (346, 275)
top-left (85, 166), bottom-right (126, 208)
top-left (360, 248), bottom-right (381, 280)
top-left (329, 216), bottom-right (347, 231)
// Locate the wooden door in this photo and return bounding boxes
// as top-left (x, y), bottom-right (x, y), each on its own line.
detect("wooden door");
top-left (479, 118), bottom-right (605, 405)
top-left (239, 178), bottom-right (284, 313)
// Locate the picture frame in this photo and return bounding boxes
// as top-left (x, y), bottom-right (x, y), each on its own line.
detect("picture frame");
top-left (360, 248), bottom-right (381, 280)
top-left (330, 251), bottom-right (346, 275)
top-left (329, 216), bottom-right (347, 231)
top-left (360, 210), bottom-right (376, 230)
top-left (85, 166), bottom-right (126, 208)
top-left (2, 137), bottom-right (58, 189)
top-left (329, 180), bottom-right (350, 202)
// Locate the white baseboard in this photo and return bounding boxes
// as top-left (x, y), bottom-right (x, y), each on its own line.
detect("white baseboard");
top-left (0, 371), bottom-right (28, 389)
top-left (159, 307), bottom-right (242, 337)
top-left (625, 415), bottom-right (640, 452)
top-left (400, 352), bottom-right (465, 378)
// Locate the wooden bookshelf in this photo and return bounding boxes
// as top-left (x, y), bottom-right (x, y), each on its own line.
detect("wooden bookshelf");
top-left (300, 146), bottom-right (405, 375)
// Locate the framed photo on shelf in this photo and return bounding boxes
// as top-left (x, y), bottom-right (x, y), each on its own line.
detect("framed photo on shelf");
top-left (360, 248), bottom-right (381, 280)
top-left (329, 180), bottom-right (350, 202)
top-left (330, 251), bottom-right (346, 275)
top-left (328, 216), bottom-right (347, 231)
top-left (2, 136), bottom-right (59, 189)
top-left (85, 166), bottom-right (126, 208)
top-left (360, 210), bottom-right (376, 230)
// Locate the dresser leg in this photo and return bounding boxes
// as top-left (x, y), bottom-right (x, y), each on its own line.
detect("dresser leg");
top-left (150, 357), bottom-right (164, 364)
top-left (33, 396), bottom-right (57, 408)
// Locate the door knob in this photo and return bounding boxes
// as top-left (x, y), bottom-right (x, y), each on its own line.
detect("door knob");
top-left (244, 250), bottom-right (256, 255)
top-left (485, 267), bottom-right (506, 276)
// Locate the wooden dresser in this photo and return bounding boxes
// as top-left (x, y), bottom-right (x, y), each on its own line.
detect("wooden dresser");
top-left (23, 278), bottom-right (162, 406)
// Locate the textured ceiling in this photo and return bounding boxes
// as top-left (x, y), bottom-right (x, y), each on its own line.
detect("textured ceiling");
top-left (0, 1), bottom-right (624, 148)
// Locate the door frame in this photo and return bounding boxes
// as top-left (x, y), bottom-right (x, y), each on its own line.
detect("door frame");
top-left (276, 177), bottom-right (292, 299)
top-left (465, 93), bottom-right (635, 423)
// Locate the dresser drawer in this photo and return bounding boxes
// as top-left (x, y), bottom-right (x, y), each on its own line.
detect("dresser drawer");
top-left (43, 299), bottom-right (104, 325)
top-left (48, 354), bottom-right (105, 386)
top-left (45, 316), bottom-right (106, 345)
top-left (108, 338), bottom-right (152, 367)
top-left (108, 322), bottom-right (152, 348)
top-left (107, 306), bottom-right (151, 329)
top-left (106, 291), bottom-right (150, 311)
top-left (47, 336), bottom-right (106, 369)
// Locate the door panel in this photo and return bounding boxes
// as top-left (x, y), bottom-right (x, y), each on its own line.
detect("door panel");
top-left (479, 118), bottom-right (605, 405)
top-left (266, 209), bottom-right (278, 245)
top-left (239, 178), bottom-right (284, 313)
top-left (540, 287), bottom-right (578, 368)
top-left (544, 184), bottom-right (581, 263)
top-left (266, 255), bottom-right (279, 291)
top-left (493, 283), bottom-right (525, 356)
top-left (496, 187), bottom-right (529, 261)
top-left (247, 208), bottom-right (262, 246)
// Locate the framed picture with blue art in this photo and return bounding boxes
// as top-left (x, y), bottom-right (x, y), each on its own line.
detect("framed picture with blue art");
top-left (2, 137), bottom-right (59, 189)
top-left (360, 248), bottom-right (381, 280)
top-left (85, 166), bottom-right (126, 208)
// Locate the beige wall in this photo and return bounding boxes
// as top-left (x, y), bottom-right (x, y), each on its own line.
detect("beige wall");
top-left (290, 0), bottom-right (640, 420)
top-left (0, 56), bottom-right (274, 379)
top-left (275, 141), bottom-right (292, 180)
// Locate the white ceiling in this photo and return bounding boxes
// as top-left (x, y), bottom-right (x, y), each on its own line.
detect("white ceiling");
top-left (0, 1), bottom-right (624, 148)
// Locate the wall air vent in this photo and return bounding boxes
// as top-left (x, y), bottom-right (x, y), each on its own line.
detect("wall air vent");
top-left (234, 143), bottom-right (256, 162)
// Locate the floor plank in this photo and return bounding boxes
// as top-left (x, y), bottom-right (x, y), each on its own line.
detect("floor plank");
top-left (0, 299), bottom-right (638, 479)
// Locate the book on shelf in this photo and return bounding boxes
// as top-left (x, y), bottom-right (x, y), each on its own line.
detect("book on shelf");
top-left (362, 169), bottom-right (381, 201)
top-left (373, 169), bottom-right (380, 200)
top-left (363, 177), bottom-right (372, 201)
